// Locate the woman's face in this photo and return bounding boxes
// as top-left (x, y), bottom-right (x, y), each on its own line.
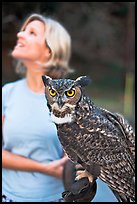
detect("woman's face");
top-left (12, 20), bottom-right (50, 64)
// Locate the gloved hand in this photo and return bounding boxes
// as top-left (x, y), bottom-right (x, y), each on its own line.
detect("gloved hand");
top-left (62, 160), bottom-right (97, 202)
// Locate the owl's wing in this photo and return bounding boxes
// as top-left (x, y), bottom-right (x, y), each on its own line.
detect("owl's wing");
top-left (76, 107), bottom-right (135, 172)
top-left (98, 108), bottom-right (135, 176)
top-left (76, 107), bottom-right (135, 201)
top-left (101, 108), bottom-right (135, 161)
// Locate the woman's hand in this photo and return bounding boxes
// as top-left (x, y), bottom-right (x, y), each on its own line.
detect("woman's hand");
top-left (40, 155), bottom-right (69, 179)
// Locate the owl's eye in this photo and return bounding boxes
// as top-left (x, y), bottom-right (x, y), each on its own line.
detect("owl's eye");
top-left (65, 89), bottom-right (75, 97)
top-left (49, 89), bottom-right (56, 97)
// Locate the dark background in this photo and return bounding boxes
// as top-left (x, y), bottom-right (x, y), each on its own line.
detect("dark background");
top-left (2, 2), bottom-right (135, 125)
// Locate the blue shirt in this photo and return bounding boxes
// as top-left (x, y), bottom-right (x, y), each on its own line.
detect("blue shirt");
top-left (2, 79), bottom-right (65, 202)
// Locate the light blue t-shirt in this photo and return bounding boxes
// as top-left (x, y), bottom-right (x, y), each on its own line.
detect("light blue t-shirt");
top-left (2, 78), bottom-right (65, 202)
top-left (2, 78), bottom-right (118, 202)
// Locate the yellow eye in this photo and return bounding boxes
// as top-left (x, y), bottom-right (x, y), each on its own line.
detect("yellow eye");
top-left (66, 89), bottom-right (75, 97)
top-left (49, 89), bottom-right (56, 97)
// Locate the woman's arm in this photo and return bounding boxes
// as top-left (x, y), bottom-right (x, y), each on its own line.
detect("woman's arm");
top-left (2, 149), bottom-right (44, 172)
top-left (2, 116), bottom-right (68, 179)
top-left (2, 149), bottom-right (68, 178)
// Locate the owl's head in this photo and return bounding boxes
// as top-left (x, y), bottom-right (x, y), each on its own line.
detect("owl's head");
top-left (42, 75), bottom-right (91, 124)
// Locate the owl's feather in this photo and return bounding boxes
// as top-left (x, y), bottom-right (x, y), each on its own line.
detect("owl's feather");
top-left (42, 75), bottom-right (135, 202)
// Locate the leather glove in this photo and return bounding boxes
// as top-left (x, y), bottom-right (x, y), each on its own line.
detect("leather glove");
top-left (62, 160), bottom-right (97, 202)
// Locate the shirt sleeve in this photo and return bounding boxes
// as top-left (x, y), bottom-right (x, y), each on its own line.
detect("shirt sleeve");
top-left (2, 83), bottom-right (13, 116)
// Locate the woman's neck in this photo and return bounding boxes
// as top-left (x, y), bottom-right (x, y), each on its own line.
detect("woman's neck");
top-left (26, 70), bottom-right (45, 93)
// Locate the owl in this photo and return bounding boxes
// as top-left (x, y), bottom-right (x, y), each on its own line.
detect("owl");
top-left (42, 75), bottom-right (135, 202)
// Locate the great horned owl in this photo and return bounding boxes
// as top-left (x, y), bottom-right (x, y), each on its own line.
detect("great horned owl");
top-left (42, 75), bottom-right (135, 202)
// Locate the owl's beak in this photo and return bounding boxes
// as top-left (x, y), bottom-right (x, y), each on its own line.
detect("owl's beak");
top-left (57, 96), bottom-right (64, 109)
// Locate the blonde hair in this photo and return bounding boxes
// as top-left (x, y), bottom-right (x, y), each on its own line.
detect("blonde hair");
top-left (15, 13), bottom-right (73, 78)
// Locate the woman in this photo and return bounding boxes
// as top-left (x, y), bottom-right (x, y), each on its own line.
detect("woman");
top-left (2, 13), bottom-right (72, 202)
top-left (2, 13), bottom-right (118, 202)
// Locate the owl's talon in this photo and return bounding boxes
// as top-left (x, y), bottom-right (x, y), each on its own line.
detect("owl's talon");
top-left (75, 169), bottom-right (93, 183)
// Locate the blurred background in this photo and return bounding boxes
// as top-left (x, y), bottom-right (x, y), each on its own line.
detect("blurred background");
top-left (2, 2), bottom-right (135, 126)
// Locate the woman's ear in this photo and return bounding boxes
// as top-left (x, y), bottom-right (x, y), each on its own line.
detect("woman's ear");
top-left (46, 43), bottom-right (52, 60)
top-left (44, 47), bottom-right (51, 61)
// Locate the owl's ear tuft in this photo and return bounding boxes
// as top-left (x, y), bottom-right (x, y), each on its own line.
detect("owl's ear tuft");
top-left (42, 75), bottom-right (52, 87)
top-left (75, 76), bottom-right (91, 87)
